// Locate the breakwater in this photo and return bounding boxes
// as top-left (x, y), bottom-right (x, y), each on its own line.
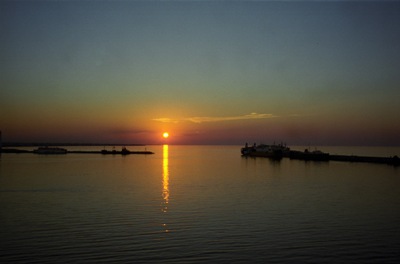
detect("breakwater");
top-left (241, 144), bottom-right (399, 166)
top-left (1, 148), bottom-right (154, 155)
top-left (329, 154), bottom-right (399, 166)
top-left (287, 150), bottom-right (399, 166)
top-left (72, 150), bottom-right (154, 155)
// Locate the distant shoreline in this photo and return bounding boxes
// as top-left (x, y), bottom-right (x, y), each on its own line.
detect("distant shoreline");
top-left (2, 143), bottom-right (146, 147)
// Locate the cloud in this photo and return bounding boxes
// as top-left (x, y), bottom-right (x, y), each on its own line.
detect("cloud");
top-left (153, 112), bottom-right (276, 124)
top-left (109, 128), bottom-right (153, 135)
top-left (151, 118), bottom-right (177, 123)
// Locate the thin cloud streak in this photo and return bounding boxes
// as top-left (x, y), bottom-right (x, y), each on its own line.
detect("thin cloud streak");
top-left (153, 113), bottom-right (276, 124)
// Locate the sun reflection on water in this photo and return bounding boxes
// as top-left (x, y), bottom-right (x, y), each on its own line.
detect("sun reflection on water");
top-left (162, 144), bottom-right (169, 212)
top-left (162, 144), bottom-right (170, 233)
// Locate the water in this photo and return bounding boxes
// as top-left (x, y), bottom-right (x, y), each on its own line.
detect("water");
top-left (1, 145), bottom-right (399, 263)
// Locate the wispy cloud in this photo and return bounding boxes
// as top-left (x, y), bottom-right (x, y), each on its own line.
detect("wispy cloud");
top-left (153, 112), bottom-right (276, 124)
top-left (109, 128), bottom-right (153, 135)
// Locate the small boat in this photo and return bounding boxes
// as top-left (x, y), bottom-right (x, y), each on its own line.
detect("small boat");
top-left (33, 147), bottom-right (67, 154)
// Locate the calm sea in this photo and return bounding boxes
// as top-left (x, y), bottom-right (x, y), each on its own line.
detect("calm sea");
top-left (1, 145), bottom-right (399, 263)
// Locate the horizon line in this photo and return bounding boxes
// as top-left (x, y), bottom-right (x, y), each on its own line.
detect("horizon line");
top-left (2, 142), bottom-right (400, 148)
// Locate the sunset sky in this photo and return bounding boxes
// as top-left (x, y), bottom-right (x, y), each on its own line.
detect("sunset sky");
top-left (1, 1), bottom-right (399, 145)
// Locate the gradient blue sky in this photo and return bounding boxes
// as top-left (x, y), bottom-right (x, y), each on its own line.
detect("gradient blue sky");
top-left (1, 1), bottom-right (400, 145)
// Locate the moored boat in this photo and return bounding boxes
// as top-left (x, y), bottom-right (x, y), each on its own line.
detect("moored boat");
top-left (241, 143), bottom-right (289, 159)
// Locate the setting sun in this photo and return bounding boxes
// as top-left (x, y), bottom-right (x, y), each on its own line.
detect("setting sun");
top-left (163, 132), bottom-right (169, 139)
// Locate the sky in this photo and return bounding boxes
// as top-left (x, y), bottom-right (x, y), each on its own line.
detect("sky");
top-left (1, 0), bottom-right (400, 145)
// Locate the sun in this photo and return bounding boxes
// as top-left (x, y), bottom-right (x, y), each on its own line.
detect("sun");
top-left (163, 132), bottom-right (169, 139)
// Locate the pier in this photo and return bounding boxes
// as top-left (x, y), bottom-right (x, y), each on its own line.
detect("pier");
top-left (329, 154), bottom-right (399, 166)
top-left (287, 151), bottom-right (399, 166)
top-left (286, 150), bottom-right (399, 166)
top-left (242, 143), bottom-right (399, 166)
top-left (1, 147), bottom-right (154, 155)
top-left (71, 150), bottom-right (154, 155)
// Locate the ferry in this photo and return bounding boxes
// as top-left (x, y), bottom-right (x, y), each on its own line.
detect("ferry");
top-left (241, 143), bottom-right (290, 159)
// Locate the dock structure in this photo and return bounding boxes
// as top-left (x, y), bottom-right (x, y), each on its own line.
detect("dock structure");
top-left (242, 143), bottom-right (399, 166)
top-left (329, 154), bottom-right (399, 166)
top-left (69, 150), bottom-right (154, 155)
top-left (0, 133), bottom-right (154, 155)
top-left (1, 147), bottom-right (154, 155)
top-left (289, 151), bottom-right (399, 166)
top-left (287, 151), bottom-right (399, 166)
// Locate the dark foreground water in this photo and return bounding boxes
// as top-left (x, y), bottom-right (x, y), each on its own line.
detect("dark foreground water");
top-left (1, 145), bottom-right (399, 263)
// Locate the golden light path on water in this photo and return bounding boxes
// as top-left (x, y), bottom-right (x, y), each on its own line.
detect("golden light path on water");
top-left (162, 145), bottom-right (170, 232)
